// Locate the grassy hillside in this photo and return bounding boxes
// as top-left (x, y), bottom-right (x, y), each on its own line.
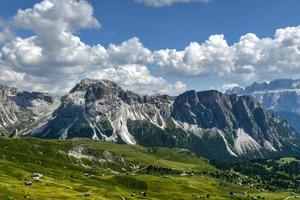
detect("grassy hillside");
top-left (0, 138), bottom-right (296, 199)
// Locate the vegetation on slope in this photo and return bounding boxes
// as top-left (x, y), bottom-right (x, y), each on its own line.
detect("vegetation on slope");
top-left (214, 157), bottom-right (300, 192)
top-left (0, 138), bottom-right (297, 199)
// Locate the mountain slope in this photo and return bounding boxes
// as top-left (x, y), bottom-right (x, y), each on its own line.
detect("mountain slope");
top-left (31, 79), bottom-right (300, 161)
top-left (171, 90), bottom-right (299, 159)
top-left (226, 79), bottom-right (300, 134)
top-left (0, 85), bottom-right (60, 137)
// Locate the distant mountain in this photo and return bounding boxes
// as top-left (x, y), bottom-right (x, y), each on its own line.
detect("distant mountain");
top-left (28, 79), bottom-right (300, 161)
top-left (0, 85), bottom-right (60, 137)
top-left (226, 79), bottom-right (300, 133)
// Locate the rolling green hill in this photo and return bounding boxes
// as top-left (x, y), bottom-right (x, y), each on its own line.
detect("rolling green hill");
top-left (0, 138), bottom-right (297, 199)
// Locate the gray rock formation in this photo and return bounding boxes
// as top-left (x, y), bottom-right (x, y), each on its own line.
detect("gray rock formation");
top-left (226, 79), bottom-right (300, 133)
top-left (0, 84), bottom-right (60, 137)
top-left (31, 79), bottom-right (300, 160)
top-left (1, 79), bottom-right (299, 161)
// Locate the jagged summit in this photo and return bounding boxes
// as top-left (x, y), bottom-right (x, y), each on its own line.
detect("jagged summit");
top-left (70, 78), bottom-right (121, 93)
top-left (226, 79), bottom-right (300, 95)
top-left (80, 78), bottom-right (116, 85)
top-left (68, 78), bottom-right (174, 105)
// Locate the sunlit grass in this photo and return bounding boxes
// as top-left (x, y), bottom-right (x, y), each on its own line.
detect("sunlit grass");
top-left (0, 137), bottom-right (295, 199)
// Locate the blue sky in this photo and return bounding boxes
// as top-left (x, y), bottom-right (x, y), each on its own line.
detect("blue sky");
top-left (6, 0), bottom-right (300, 48)
top-left (0, 0), bottom-right (300, 94)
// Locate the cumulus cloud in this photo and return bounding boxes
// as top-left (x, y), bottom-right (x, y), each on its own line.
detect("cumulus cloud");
top-left (0, 67), bottom-right (24, 82)
top-left (0, 0), bottom-right (185, 95)
top-left (134, 0), bottom-right (210, 7)
top-left (0, 19), bottom-right (14, 44)
top-left (13, 0), bottom-right (100, 32)
top-left (152, 35), bottom-right (234, 76)
top-left (107, 37), bottom-right (151, 65)
top-left (0, 0), bottom-right (106, 94)
top-left (151, 26), bottom-right (300, 85)
top-left (2, 0), bottom-right (300, 95)
top-left (86, 64), bottom-right (187, 95)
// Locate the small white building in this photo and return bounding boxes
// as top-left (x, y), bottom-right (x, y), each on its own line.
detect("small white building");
top-left (32, 173), bottom-right (43, 181)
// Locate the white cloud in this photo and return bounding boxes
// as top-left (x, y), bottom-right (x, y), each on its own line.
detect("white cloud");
top-left (0, 19), bottom-right (14, 44)
top-left (151, 26), bottom-right (300, 85)
top-left (134, 0), bottom-right (210, 7)
top-left (13, 0), bottom-right (100, 32)
top-left (0, 68), bottom-right (24, 82)
top-left (12, 0), bottom-right (100, 52)
top-left (0, 30), bottom-right (107, 94)
top-left (86, 64), bottom-right (186, 95)
top-left (2, 37), bottom-right (43, 67)
top-left (2, 0), bottom-right (300, 95)
top-left (222, 83), bottom-right (239, 92)
top-left (0, 0), bottom-right (185, 95)
top-left (0, 29), bottom-right (14, 44)
top-left (152, 35), bottom-right (234, 76)
top-left (0, 0), bottom-right (105, 94)
top-left (107, 37), bottom-right (151, 65)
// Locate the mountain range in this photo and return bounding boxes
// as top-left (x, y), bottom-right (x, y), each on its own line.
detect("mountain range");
top-left (1, 78), bottom-right (299, 161)
top-left (226, 79), bottom-right (300, 134)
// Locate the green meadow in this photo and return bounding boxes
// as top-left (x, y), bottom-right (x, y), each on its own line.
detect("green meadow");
top-left (0, 138), bottom-right (295, 199)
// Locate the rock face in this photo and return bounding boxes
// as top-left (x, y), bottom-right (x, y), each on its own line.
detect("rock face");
top-left (33, 79), bottom-right (174, 144)
top-left (0, 85), bottom-right (60, 137)
top-left (31, 79), bottom-right (300, 161)
top-left (173, 90), bottom-right (282, 146)
top-left (226, 79), bottom-right (300, 133)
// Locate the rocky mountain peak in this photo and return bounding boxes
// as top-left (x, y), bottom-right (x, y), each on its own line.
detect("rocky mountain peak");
top-left (71, 78), bottom-right (121, 94)
top-left (67, 78), bottom-right (175, 106)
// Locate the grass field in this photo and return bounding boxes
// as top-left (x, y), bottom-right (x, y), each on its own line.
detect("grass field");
top-left (0, 138), bottom-right (296, 199)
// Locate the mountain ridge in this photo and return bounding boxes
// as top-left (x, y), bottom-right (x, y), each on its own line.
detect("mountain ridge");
top-left (31, 79), bottom-right (300, 160)
top-left (1, 78), bottom-right (300, 161)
